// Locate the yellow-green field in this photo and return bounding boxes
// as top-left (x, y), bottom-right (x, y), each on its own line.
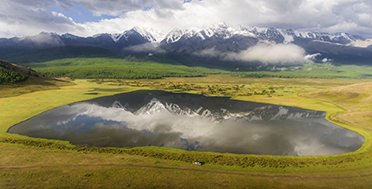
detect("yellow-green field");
top-left (1, 75), bottom-right (372, 188)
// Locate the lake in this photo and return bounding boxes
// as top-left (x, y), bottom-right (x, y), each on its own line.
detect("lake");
top-left (8, 90), bottom-right (364, 156)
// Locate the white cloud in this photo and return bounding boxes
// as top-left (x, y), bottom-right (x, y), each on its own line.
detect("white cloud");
top-left (227, 43), bottom-right (311, 65)
top-left (1, 0), bottom-right (372, 37)
top-left (305, 53), bottom-right (321, 62)
top-left (0, 0), bottom-right (82, 37)
top-left (75, 0), bottom-right (372, 37)
top-left (195, 43), bottom-right (312, 65)
top-left (63, 0), bottom-right (185, 17)
top-left (349, 39), bottom-right (372, 48)
top-left (124, 42), bottom-right (166, 54)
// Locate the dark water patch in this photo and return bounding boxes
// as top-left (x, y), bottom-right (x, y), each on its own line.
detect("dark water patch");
top-left (84, 92), bottom-right (99, 95)
top-left (8, 90), bottom-right (364, 156)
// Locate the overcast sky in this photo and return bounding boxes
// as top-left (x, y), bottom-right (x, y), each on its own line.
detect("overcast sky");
top-left (1, 0), bottom-right (372, 38)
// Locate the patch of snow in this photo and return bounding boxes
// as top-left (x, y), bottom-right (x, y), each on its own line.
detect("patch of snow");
top-left (131, 27), bottom-right (156, 42)
top-left (165, 29), bottom-right (186, 43)
top-left (110, 33), bottom-right (123, 42)
top-left (278, 30), bottom-right (294, 43)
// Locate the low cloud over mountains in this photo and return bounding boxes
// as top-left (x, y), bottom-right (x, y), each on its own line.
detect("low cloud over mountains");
top-left (1, 25), bottom-right (372, 66)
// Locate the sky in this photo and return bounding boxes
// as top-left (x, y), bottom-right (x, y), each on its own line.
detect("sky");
top-left (1, 0), bottom-right (372, 38)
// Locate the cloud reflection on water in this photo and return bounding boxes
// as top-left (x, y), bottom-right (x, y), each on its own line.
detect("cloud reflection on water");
top-left (9, 91), bottom-right (364, 156)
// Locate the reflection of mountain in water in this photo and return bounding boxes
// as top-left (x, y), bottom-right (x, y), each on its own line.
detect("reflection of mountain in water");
top-left (112, 98), bottom-right (324, 122)
top-left (93, 90), bottom-right (326, 121)
top-left (8, 90), bottom-right (363, 156)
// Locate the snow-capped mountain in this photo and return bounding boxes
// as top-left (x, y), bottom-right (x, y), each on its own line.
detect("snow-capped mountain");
top-left (0, 32), bottom-right (64, 48)
top-left (164, 24), bottom-right (255, 43)
top-left (129, 99), bottom-right (325, 122)
top-left (161, 25), bottom-right (363, 46)
top-left (1, 25), bottom-right (362, 49)
top-left (99, 91), bottom-right (327, 122)
top-left (96, 27), bottom-right (156, 44)
top-left (0, 25), bottom-right (371, 66)
top-left (0, 27), bottom-right (157, 50)
top-left (160, 24), bottom-right (260, 53)
top-left (156, 24), bottom-right (369, 62)
top-left (67, 27), bottom-right (157, 51)
top-left (157, 25), bottom-right (371, 65)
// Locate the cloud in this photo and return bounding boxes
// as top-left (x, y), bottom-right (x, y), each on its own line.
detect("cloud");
top-left (303, 53), bottom-right (333, 63)
top-left (124, 43), bottom-right (166, 54)
top-left (60, 0), bottom-right (185, 17)
top-left (76, 0), bottom-right (372, 37)
top-left (349, 39), bottom-right (372, 48)
top-left (195, 43), bottom-right (312, 65)
top-left (1, 0), bottom-right (372, 37)
top-left (0, 0), bottom-right (82, 37)
top-left (194, 47), bottom-right (220, 57)
top-left (226, 43), bottom-right (311, 65)
top-left (304, 53), bottom-right (321, 62)
top-left (11, 98), bottom-right (363, 155)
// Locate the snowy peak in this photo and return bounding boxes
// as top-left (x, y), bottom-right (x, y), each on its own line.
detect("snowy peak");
top-left (110, 33), bottom-right (123, 43)
top-left (108, 27), bottom-right (157, 43)
top-left (291, 31), bottom-right (362, 44)
top-left (127, 27), bottom-right (157, 42)
top-left (248, 27), bottom-right (287, 43)
top-left (1, 25), bottom-right (365, 46)
top-left (163, 28), bottom-right (209, 43)
top-left (90, 27), bottom-right (157, 44)
top-left (162, 25), bottom-right (364, 45)
top-left (165, 29), bottom-right (186, 43)
top-left (206, 24), bottom-right (256, 38)
top-left (163, 26), bottom-right (286, 44)
top-left (249, 26), bottom-right (363, 44)
top-left (114, 98), bottom-right (324, 122)
top-left (163, 24), bottom-right (256, 44)
top-left (163, 25), bottom-right (270, 44)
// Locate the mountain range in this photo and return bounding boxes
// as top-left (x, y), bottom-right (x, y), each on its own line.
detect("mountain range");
top-left (1, 24), bottom-right (372, 69)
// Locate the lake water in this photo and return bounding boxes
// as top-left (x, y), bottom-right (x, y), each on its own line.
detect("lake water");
top-left (8, 90), bottom-right (364, 156)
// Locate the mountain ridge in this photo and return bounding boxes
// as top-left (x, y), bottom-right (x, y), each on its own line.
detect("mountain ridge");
top-left (1, 25), bottom-right (371, 66)
top-left (0, 25), bottom-right (365, 46)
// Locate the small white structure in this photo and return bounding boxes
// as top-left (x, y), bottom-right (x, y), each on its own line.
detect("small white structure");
top-left (193, 161), bottom-right (205, 166)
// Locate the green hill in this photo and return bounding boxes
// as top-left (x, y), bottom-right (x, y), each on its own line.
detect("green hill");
top-left (0, 60), bottom-right (43, 84)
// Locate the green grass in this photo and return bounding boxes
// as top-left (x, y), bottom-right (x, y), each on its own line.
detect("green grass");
top-left (4, 144), bottom-right (371, 189)
top-left (29, 58), bottom-right (226, 79)
top-left (1, 76), bottom-right (372, 188)
top-left (237, 63), bottom-right (372, 79)
top-left (29, 58), bottom-right (372, 80)
top-left (2, 58), bottom-right (372, 188)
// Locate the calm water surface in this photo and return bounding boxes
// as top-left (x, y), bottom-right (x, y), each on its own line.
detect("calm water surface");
top-left (9, 90), bottom-right (364, 156)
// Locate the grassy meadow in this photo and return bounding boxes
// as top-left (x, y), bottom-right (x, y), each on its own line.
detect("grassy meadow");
top-left (1, 58), bottom-right (372, 188)
top-left (28, 58), bottom-right (227, 79)
top-left (27, 57), bottom-right (372, 80)
top-left (238, 63), bottom-right (372, 79)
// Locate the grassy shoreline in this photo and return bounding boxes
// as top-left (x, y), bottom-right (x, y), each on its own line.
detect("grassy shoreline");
top-left (1, 77), bottom-right (371, 166)
top-left (1, 75), bottom-right (372, 188)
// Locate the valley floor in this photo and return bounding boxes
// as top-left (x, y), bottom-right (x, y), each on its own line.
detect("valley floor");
top-left (1, 75), bottom-right (372, 188)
